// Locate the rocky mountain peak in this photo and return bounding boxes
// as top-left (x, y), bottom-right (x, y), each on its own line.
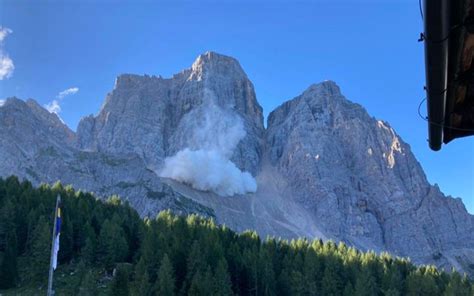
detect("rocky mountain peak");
top-left (301, 80), bottom-right (361, 111)
top-left (305, 80), bottom-right (342, 97)
top-left (112, 73), bottom-right (170, 93)
top-left (0, 97), bottom-right (76, 179)
top-left (267, 80), bottom-right (350, 129)
top-left (189, 51), bottom-right (246, 82)
top-left (26, 99), bottom-right (75, 137)
top-left (1, 96), bottom-right (27, 109)
top-left (0, 97), bottom-right (74, 143)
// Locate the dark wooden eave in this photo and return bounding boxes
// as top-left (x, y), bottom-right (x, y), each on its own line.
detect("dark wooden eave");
top-left (423, 0), bottom-right (474, 150)
top-left (444, 0), bottom-right (474, 144)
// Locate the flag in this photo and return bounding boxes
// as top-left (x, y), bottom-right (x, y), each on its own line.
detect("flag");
top-left (51, 206), bottom-right (61, 270)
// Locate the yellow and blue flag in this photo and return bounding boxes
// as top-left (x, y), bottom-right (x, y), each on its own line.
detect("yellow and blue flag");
top-left (52, 206), bottom-right (61, 270)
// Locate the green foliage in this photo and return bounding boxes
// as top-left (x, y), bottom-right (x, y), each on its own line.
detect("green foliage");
top-left (320, 256), bottom-right (344, 295)
top-left (131, 258), bottom-right (151, 296)
top-left (443, 271), bottom-right (471, 296)
top-left (76, 261), bottom-right (98, 296)
top-left (29, 216), bottom-right (51, 282)
top-left (354, 267), bottom-right (378, 296)
top-left (0, 230), bottom-right (18, 288)
top-left (0, 176), bottom-right (472, 296)
top-left (110, 265), bottom-right (130, 296)
top-left (154, 254), bottom-right (175, 296)
top-left (98, 218), bottom-right (128, 270)
top-left (214, 258), bottom-right (234, 296)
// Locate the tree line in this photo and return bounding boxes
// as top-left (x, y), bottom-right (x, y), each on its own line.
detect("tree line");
top-left (0, 175), bottom-right (472, 295)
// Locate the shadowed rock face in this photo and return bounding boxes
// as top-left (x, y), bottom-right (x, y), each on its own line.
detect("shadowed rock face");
top-left (0, 98), bottom-right (75, 180)
top-left (1, 52), bottom-right (473, 275)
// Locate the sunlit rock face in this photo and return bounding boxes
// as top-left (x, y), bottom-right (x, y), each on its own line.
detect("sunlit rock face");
top-left (1, 52), bottom-right (473, 275)
top-left (266, 81), bottom-right (474, 272)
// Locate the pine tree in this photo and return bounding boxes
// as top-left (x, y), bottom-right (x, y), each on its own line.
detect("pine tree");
top-left (259, 247), bottom-right (276, 296)
top-left (303, 248), bottom-right (320, 296)
top-left (213, 258), bottom-right (233, 296)
top-left (29, 216), bottom-right (51, 282)
top-left (132, 257), bottom-right (152, 296)
top-left (354, 267), bottom-right (378, 296)
top-left (203, 266), bottom-right (215, 295)
top-left (140, 226), bottom-right (161, 282)
top-left (188, 270), bottom-right (204, 296)
top-left (0, 230), bottom-right (18, 289)
top-left (133, 270), bottom-right (151, 296)
top-left (0, 199), bottom-right (15, 251)
top-left (59, 213), bottom-right (74, 263)
top-left (277, 266), bottom-right (292, 296)
top-left (82, 236), bottom-right (96, 265)
top-left (188, 265), bottom-right (214, 296)
top-left (226, 241), bottom-right (243, 295)
top-left (155, 254), bottom-right (176, 296)
top-left (242, 247), bottom-right (259, 295)
top-left (382, 264), bottom-right (404, 295)
top-left (443, 271), bottom-right (470, 296)
top-left (290, 270), bottom-right (305, 296)
top-left (109, 265), bottom-right (130, 296)
top-left (98, 219), bottom-right (128, 270)
top-left (406, 271), bottom-right (440, 296)
top-left (182, 240), bottom-right (204, 292)
top-left (343, 282), bottom-right (355, 296)
top-left (320, 257), bottom-right (344, 295)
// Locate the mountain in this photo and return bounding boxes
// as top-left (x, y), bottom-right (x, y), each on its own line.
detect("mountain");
top-left (0, 51), bottom-right (472, 275)
top-left (265, 81), bottom-right (474, 273)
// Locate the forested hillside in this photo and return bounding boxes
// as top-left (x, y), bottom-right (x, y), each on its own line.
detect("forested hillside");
top-left (0, 176), bottom-right (472, 295)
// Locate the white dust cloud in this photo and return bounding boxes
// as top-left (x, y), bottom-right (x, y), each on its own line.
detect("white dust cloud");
top-left (161, 148), bottom-right (257, 196)
top-left (160, 94), bottom-right (257, 197)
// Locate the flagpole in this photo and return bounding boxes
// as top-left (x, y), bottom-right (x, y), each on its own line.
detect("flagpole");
top-left (47, 194), bottom-right (61, 296)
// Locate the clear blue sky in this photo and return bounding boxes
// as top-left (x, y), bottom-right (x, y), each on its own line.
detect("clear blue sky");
top-left (1, 0), bottom-right (473, 213)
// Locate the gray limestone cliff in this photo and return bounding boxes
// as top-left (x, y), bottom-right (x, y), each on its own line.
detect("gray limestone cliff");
top-left (1, 52), bottom-right (472, 275)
